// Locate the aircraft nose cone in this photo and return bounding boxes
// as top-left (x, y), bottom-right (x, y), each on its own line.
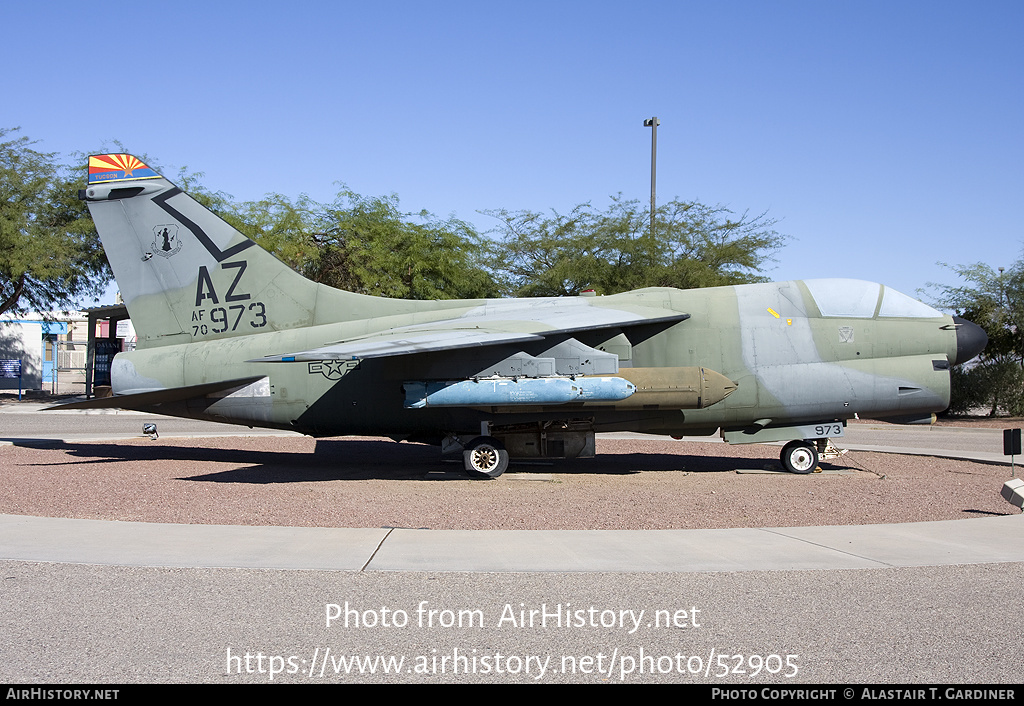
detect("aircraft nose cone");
top-left (952, 316), bottom-right (987, 365)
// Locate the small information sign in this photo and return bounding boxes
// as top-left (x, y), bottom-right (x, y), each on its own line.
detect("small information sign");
top-left (0, 358), bottom-right (23, 399)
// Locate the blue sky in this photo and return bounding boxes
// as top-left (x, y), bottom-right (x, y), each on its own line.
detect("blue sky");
top-left (4, 0), bottom-right (1021, 304)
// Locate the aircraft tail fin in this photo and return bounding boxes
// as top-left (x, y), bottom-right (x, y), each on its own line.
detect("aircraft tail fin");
top-left (82, 154), bottom-right (402, 347)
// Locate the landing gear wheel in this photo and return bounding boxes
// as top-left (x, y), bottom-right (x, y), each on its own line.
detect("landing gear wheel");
top-left (781, 440), bottom-right (818, 474)
top-left (463, 436), bottom-right (509, 479)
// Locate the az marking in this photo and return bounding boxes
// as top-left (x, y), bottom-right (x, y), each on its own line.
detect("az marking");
top-left (195, 260), bottom-right (251, 306)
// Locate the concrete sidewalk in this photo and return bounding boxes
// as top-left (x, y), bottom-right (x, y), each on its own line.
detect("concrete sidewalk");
top-left (2, 512), bottom-right (1021, 573)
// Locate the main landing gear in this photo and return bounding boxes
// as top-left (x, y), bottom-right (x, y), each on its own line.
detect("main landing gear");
top-left (463, 436), bottom-right (510, 479)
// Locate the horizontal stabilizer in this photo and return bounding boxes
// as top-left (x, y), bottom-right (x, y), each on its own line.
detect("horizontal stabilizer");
top-left (47, 376), bottom-right (266, 411)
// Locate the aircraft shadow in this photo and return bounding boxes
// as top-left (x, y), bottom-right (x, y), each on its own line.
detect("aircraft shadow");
top-left (6, 438), bottom-right (852, 483)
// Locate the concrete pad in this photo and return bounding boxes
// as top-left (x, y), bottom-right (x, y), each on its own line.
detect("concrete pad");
top-left (0, 514), bottom-right (388, 571)
top-left (771, 515), bottom-right (1024, 567)
top-left (368, 527), bottom-right (892, 573)
top-left (735, 468), bottom-right (855, 475)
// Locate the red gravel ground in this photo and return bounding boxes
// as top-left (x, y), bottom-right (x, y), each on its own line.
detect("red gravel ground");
top-left (0, 434), bottom-right (1015, 529)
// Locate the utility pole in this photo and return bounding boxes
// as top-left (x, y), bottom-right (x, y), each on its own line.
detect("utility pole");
top-left (643, 117), bottom-right (660, 241)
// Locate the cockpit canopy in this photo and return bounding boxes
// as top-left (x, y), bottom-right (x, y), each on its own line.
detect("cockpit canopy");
top-left (803, 279), bottom-right (942, 319)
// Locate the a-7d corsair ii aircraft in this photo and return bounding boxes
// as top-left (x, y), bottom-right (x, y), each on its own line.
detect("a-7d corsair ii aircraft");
top-left (60, 153), bottom-right (987, 477)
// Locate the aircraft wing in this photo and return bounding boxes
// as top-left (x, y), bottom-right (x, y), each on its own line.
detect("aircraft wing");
top-left (250, 302), bottom-right (689, 362)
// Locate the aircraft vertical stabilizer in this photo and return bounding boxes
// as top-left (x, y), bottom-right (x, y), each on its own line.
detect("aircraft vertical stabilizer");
top-left (81, 154), bottom-right (413, 347)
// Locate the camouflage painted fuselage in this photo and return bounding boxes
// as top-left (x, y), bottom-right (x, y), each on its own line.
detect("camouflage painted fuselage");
top-left (66, 154), bottom-right (985, 457)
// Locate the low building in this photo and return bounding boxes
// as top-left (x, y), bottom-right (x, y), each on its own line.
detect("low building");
top-left (0, 306), bottom-right (133, 396)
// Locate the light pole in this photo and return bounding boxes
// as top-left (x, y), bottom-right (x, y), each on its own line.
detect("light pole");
top-left (643, 117), bottom-right (660, 241)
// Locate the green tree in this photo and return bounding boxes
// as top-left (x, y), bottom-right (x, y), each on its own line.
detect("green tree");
top-left (927, 260), bottom-right (1024, 416)
top-left (484, 196), bottom-right (786, 297)
top-left (0, 128), bottom-right (110, 316)
top-left (227, 187), bottom-right (499, 300)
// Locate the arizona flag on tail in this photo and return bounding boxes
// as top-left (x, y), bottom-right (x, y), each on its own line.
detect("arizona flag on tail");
top-left (88, 154), bottom-right (159, 183)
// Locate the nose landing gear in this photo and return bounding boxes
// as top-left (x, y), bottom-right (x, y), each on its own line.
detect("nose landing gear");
top-left (780, 440), bottom-right (819, 474)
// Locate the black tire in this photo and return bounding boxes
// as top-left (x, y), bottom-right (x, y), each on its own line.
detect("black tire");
top-left (780, 440), bottom-right (818, 474)
top-left (463, 436), bottom-right (509, 478)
